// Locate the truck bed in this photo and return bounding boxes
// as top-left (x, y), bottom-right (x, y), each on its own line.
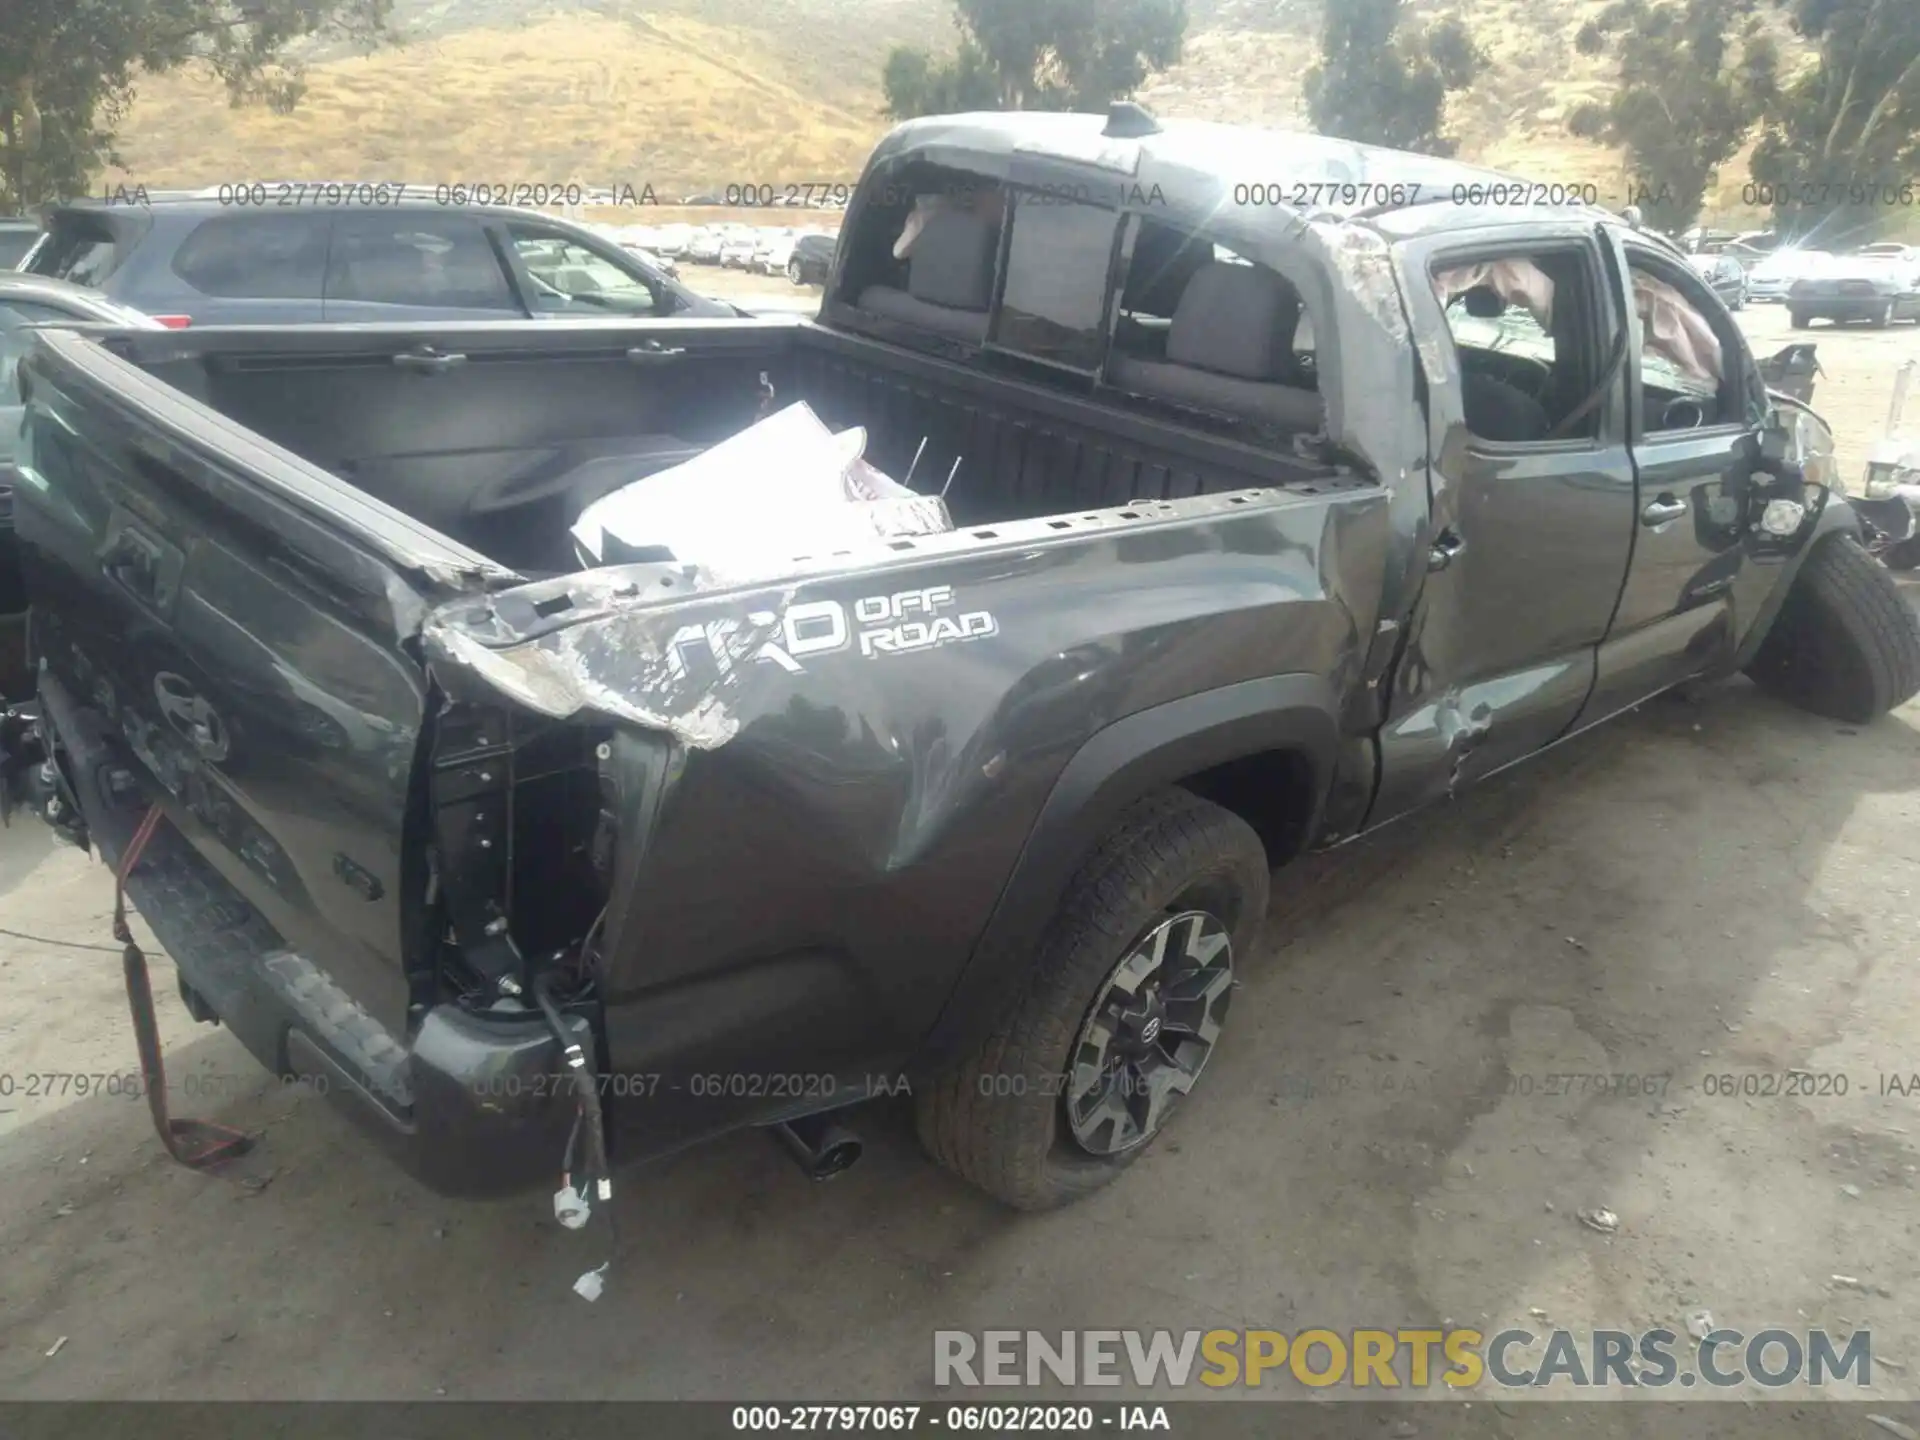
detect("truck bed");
top-left (107, 318), bottom-right (1345, 574)
top-left (12, 316), bottom-right (1387, 1193)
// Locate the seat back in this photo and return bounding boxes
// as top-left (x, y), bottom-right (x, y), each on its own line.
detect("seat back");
top-left (1108, 260), bottom-right (1323, 430)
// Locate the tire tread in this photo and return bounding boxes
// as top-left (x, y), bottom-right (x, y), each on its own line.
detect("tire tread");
top-left (1747, 532), bottom-right (1920, 722)
top-left (916, 790), bottom-right (1268, 1209)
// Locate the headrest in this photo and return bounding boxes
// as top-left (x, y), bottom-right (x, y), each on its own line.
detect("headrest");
top-left (907, 209), bottom-right (998, 312)
top-left (1168, 262), bottom-right (1303, 381)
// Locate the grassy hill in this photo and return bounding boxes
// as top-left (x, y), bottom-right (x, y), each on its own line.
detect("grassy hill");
top-left (101, 0), bottom-right (1806, 228)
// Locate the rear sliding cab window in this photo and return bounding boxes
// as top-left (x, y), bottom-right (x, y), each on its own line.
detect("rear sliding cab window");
top-left (22, 214), bottom-right (126, 287)
top-left (172, 215), bottom-right (327, 298)
top-left (990, 195), bottom-right (1121, 370)
top-left (325, 214), bottom-right (518, 310)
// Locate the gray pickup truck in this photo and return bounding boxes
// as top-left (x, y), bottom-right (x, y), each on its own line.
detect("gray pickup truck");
top-left (6, 108), bottom-right (1917, 1219)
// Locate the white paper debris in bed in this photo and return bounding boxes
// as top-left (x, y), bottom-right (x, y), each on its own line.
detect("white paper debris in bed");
top-left (570, 401), bottom-right (953, 576)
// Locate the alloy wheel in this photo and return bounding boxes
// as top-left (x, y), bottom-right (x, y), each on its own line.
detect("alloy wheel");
top-left (1064, 910), bottom-right (1233, 1156)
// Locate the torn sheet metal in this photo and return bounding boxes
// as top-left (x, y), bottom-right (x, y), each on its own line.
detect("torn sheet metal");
top-left (423, 589), bottom-right (801, 749)
top-left (1314, 221), bottom-right (1411, 347)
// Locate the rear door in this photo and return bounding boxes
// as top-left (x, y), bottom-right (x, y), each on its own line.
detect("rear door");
top-left (1371, 224), bottom-right (1636, 822)
top-left (15, 328), bottom-right (510, 1037)
top-left (322, 212), bottom-right (530, 322)
top-left (1584, 235), bottom-right (1768, 719)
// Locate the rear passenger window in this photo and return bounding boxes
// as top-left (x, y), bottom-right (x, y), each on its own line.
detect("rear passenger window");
top-left (325, 215), bottom-right (517, 310)
top-left (172, 216), bottom-right (327, 298)
top-left (991, 196), bottom-right (1122, 371)
top-left (1431, 250), bottom-right (1603, 444)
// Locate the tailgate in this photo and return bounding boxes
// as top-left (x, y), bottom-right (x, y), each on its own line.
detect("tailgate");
top-left (14, 328), bottom-right (510, 1038)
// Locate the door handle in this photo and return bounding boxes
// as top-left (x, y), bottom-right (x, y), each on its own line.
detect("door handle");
top-left (392, 347), bottom-right (467, 374)
top-left (1427, 527), bottom-right (1465, 572)
top-left (1641, 495), bottom-right (1688, 526)
top-left (104, 531), bottom-right (162, 600)
top-left (626, 340), bottom-right (687, 364)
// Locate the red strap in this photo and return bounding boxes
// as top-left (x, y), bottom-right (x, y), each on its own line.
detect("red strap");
top-left (115, 806), bottom-right (252, 1169)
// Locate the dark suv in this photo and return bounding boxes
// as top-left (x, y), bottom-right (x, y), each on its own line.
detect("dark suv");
top-left (0, 219), bottom-right (40, 269)
top-left (787, 232), bottom-right (837, 286)
top-left (19, 195), bottom-right (735, 324)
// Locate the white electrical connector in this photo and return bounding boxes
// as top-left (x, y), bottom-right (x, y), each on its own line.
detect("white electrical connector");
top-left (553, 1183), bottom-right (591, 1229)
top-left (596, 1177), bottom-right (613, 1202)
top-left (573, 1263), bottom-right (610, 1303)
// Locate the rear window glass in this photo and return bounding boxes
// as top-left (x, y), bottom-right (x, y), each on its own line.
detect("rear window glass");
top-left (992, 195), bottom-right (1121, 370)
top-left (326, 215), bottom-right (516, 310)
top-left (22, 215), bottom-right (125, 287)
top-left (172, 215), bottom-right (327, 298)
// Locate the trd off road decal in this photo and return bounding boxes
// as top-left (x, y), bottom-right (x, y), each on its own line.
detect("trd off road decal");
top-left (665, 585), bottom-right (998, 678)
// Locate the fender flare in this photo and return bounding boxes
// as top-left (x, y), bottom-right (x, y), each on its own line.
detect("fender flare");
top-left (918, 673), bottom-right (1341, 1063)
top-left (1726, 494), bottom-right (1863, 674)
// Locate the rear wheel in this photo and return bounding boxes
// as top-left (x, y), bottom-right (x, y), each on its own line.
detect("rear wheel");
top-left (1872, 300), bottom-right (1896, 329)
top-left (787, 259), bottom-right (803, 284)
top-left (1789, 308), bottom-right (1813, 328)
top-left (1746, 533), bottom-right (1920, 722)
top-left (916, 790), bottom-right (1269, 1210)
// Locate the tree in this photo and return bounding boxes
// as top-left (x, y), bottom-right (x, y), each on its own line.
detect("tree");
top-left (882, 38), bottom-right (1002, 118)
top-left (1304, 0), bottom-right (1486, 157)
top-left (882, 0), bottom-right (1185, 119)
top-left (0, 0), bottom-right (392, 214)
top-left (1749, 0), bottom-right (1920, 244)
top-left (1567, 0), bottom-right (1778, 232)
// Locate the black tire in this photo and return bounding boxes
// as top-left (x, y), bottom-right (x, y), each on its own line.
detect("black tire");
top-left (1746, 532), bottom-right (1920, 722)
top-left (1883, 537), bottom-right (1920, 572)
top-left (916, 789), bottom-right (1269, 1210)
top-left (787, 259), bottom-right (803, 285)
top-left (1871, 300), bottom-right (1895, 329)
top-left (1789, 308), bottom-right (1812, 328)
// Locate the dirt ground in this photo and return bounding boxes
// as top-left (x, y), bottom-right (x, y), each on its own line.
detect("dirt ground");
top-left (1, 305), bottom-right (1918, 1423)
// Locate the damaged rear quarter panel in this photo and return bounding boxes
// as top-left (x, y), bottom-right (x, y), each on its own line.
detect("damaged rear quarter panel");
top-left (421, 489), bottom-right (1389, 1121)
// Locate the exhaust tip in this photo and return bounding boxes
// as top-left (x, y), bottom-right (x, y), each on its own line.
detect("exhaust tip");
top-left (771, 1115), bottom-right (864, 1181)
top-left (808, 1132), bottom-right (863, 1180)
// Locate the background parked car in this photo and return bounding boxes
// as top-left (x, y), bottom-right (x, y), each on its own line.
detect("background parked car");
top-left (686, 228), bottom-right (723, 264)
top-left (1748, 248), bottom-right (1833, 302)
top-left (718, 234), bottom-right (758, 269)
top-left (1688, 251), bottom-right (1748, 309)
top-left (624, 245), bottom-right (678, 279)
top-left (787, 232), bottom-right (836, 286)
top-left (648, 224), bottom-right (692, 259)
top-left (1789, 252), bottom-right (1920, 328)
top-left (1857, 242), bottom-right (1920, 266)
top-left (0, 219), bottom-right (40, 270)
top-left (756, 233), bottom-right (795, 276)
top-left (19, 196), bottom-right (733, 324)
